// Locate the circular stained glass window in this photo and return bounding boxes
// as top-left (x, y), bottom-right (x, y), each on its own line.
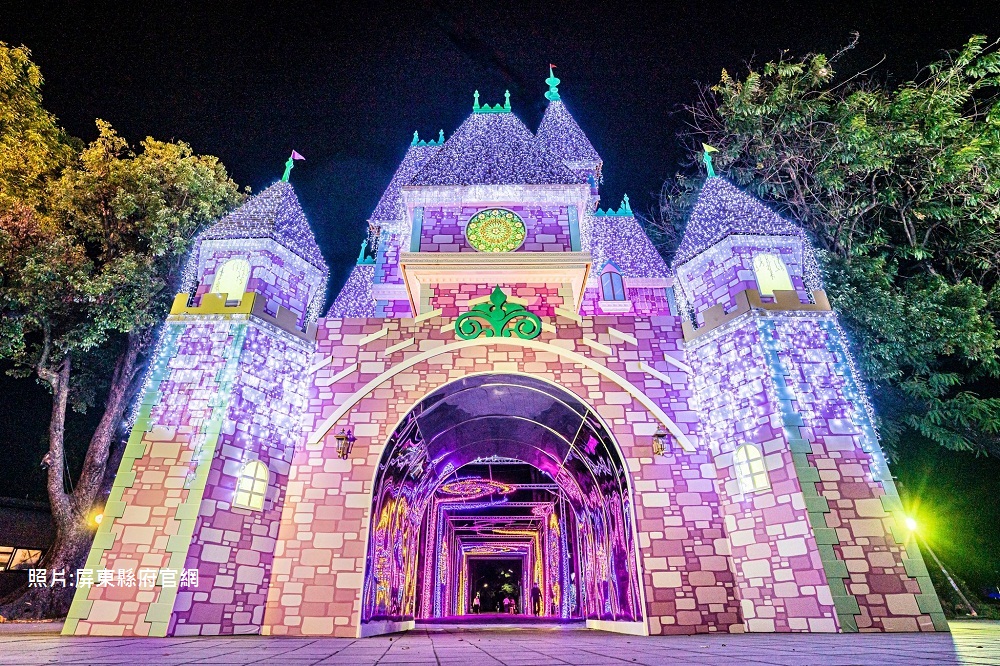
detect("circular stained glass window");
top-left (465, 209), bottom-right (526, 253)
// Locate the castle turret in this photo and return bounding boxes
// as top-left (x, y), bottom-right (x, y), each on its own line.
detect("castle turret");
top-left (535, 66), bottom-right (603, 194)
top-left (675, 178), bottom-right (945, 634)
top-left (672, 177), bottom-right (822, 328)
top-left (65, 177), bottom-right (327, 637)
top-left (187, 180), bottom-right (328, 327)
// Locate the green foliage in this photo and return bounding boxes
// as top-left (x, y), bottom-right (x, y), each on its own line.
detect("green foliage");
top-left (0, 43), bottom-right (76, 208)
top-left (0, 40), bottom-right (244, 418)
top-left (659, 36), bottom-right (1000, 455)
top-left (1, 114), bottom-right (244, 410)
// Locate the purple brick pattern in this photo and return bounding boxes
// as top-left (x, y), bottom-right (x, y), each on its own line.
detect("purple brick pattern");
top-left (169, 326), bottom-right (311, 636)
top-left (196, 248), bottom-right (322, 327)
top-left (417, 205), bottom-right (572, 253)
top-left (689, 318), bottom-right (840, 632)
top-left (675, 241), bottom-right (808, 324)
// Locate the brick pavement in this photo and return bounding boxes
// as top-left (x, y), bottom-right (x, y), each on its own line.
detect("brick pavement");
top-left (0, 620), bottom-right (997, 665)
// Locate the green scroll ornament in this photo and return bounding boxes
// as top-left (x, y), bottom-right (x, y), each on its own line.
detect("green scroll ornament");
top-left (455, 287), bottom-right (542, 340)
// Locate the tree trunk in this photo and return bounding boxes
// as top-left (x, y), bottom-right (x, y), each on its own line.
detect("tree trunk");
top-left (0, 333), bottom-right (145, 621)
top-left (0, 523), bottom-right (93, 619)
top-left (72, 332), bottom-right (144, 506)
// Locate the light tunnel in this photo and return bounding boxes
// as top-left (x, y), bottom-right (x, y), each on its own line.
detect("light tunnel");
top-left (362, 373), bottom-right (644, 626)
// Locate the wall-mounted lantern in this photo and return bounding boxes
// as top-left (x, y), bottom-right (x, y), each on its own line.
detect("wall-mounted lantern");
top-left (335, 428), bottom-right (356, 460)
top-left (652, 428), bottom-right (669, 456)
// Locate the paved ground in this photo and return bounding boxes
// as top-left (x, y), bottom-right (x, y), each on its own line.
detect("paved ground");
top-left (0, 620), bottom-right (997, 665)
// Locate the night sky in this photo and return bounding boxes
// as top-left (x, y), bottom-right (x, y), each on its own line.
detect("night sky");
top-left (3, 2), bottom-right (1000, 587)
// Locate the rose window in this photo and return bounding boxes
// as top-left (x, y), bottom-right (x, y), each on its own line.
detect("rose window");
top-left (465, 209), bottom-right (526, 252)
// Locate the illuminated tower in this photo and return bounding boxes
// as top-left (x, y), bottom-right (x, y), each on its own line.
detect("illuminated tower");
top-left (674, 177), bottom-right (945, 633)
top-left (64, 180), bottom-right (328, 637)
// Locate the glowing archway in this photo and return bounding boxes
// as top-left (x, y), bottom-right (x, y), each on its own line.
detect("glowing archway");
top-left (361, 373), bottom-right (644, 628)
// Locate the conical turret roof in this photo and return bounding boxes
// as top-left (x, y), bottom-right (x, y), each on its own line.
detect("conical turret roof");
top-left (199, 181), bottom-right (327, 271)
top-left (370, 143), bottom-right (442, 223)
top-left (410, 112), bottom-right (584, 187)
top-left (673, 178), bottom-right (804, 267)
top-left (328, 263), bottom-right (376, 317)
top-left (536, 100), bottom-right (601, 167)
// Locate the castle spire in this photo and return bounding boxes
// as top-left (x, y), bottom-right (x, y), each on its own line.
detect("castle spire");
top-left (545, 64), bottom-right (561, 102)
top-left (281, 150), bottom-right (305, 182)
top-left (702, 143), bottom-right (718, 178)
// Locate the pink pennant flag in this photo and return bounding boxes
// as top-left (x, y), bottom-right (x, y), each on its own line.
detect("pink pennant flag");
top-left (291, 150), bottom-right (305, 160)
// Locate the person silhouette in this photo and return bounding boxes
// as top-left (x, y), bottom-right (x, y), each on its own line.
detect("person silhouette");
top-left (531, 583), bottom-right (542, 616)
top-left (472, 591), bottom-right (481, 614)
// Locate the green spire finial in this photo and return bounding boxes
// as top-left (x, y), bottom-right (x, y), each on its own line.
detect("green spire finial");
top-left (504, 90), bottom-right (511, 111)
top-left (282, 150), bottom-right (304, 182)
top-left (473, 90), bottom-right (480, 111)
top-left (545, 65), bottom-right (561, 102)
top-left (412, 130), bottom-right (420, 146)
top-left (702, 143), bottom-right (719, 178)
top-left (438, 129), bottom-right (444, 143)
top-left (622, 193), bottom-right (631, 213)
top-left (357, 239), bottom-right (369, 264)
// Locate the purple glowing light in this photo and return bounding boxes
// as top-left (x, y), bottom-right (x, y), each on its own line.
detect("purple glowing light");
top-left (439, 478), bottom-right (516, 500)
top-left (586, 208), bottom-right (671, 278)
top-left (410, 111), bottom-right (584, 187)
top-left (535, 100), bottom-right (602, 177)
top-left (327, 264), bottom-right (376, 317)
top-left (196, 181), bottom-right (327, 271)
top-left (673, 177), bottom-right (807, 268)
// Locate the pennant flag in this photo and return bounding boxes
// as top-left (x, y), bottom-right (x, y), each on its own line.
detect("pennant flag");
top-left (291, 150), bottom-right (306, 160)
top-left (549, 63), bottom-right (557, 69)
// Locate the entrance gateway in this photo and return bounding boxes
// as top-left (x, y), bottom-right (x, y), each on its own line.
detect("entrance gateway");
top-left (66, 72), bottom-right (946, 638)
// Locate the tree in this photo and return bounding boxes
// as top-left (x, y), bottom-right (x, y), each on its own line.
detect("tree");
top-left (653, 35), bottom-right (1000, 456)
top-left (0, 43), bottom-right (244, 618)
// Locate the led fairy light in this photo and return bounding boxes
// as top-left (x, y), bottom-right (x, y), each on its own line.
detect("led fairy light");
top-left (674, 178), bottom-right (809, 265)
top-left (586, 207), bottom-right (671, 278)
top-left (369, 143), bottom-right (442, 241)
top-left (536, 100), bottom-right (603, 180)
top-left (672, 178), bottom-right (824, 319)
top-left (410, 110), bottom-right (584, 187)
top-left (328, 264), bottom-right (376, 317)
top-left (183, 181), bottom-right (328, 293)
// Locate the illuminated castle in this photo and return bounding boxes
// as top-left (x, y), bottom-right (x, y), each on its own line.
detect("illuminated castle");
top-left (66, 70), bottom-right (945, 638)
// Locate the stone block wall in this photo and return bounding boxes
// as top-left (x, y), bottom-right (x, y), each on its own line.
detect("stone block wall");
top-left (65, 319), bottom-right (247, 636)
top-left (430, 283), bottom-right (566, 317)
top-left (416, 205), bottom-right (572, 253)
top-left (688, 316), bottom-right (840, 632)
top-left (261, 312), bottom-right (740, 637)
top-left (675, 238), bottom-right (808, 323)
top-left (195, 243), bottom-right (324, 326)
top-left (580, 286), bottom-right (673, 317)
top-left (168, 324), bottom-right (312, 636)
top-left (763, 315), bottom-right (946, 632)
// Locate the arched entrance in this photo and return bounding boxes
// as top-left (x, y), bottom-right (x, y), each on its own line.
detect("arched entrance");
top-left (361, 373), bottom-right (644, 630)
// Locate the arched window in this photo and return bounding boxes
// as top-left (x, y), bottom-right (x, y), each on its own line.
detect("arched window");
top-left (733, 444), bottom-right (770, 494)
top-left (601, 269), bottom-right (626, 301)
top-left (752, 253), bottom-right (794, 297)
top-left (211, 258), bottom-right (251, 304)
top-left (233, 460), bottom-right (269, 511)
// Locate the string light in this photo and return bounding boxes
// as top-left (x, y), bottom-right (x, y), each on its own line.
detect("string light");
top-left (535, 100), bottom-right (603, 182)
top-left (328, 264), bottom-right (376, 317)
top-left (411, 111), bottom-right (584, 187)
